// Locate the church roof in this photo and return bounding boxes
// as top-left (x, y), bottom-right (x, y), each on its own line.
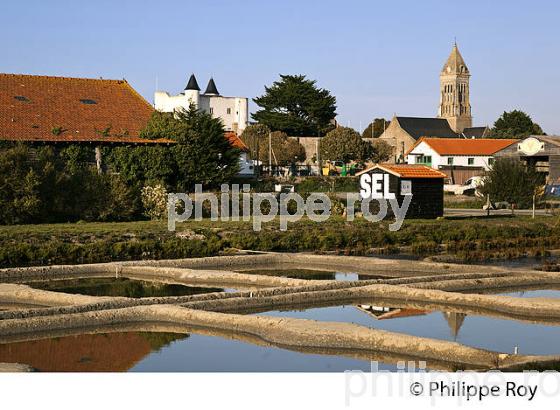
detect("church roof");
top-left (184, 74), bottom-right (200, 91)
top-left (442, 44), bottom-right (469, 74)
top-left (203, 78), bottom-right (220, 95)
top-left (0, 73), bottom-right (173, 145)
top-left (395, 116), bottom-right (459, 140)
top-left (462, 126), bottom-right (489, 138)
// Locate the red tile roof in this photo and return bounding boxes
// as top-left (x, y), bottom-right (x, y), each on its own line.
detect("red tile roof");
top-left (225, 131), bottom-right (248, 151)
top-left (377, 308), bottom-right (429, 320)
top-left (0, 73), bottom-right (172, 145)
top-left (0, 332), bottom-right (155, 371)
top-left (407, 137), bottom-right (518, 157)
top-left (357, 164), bottom-right (447, 179)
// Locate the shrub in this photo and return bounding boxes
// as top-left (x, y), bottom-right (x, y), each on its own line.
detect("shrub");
top-left (141, 184), bottom-right (168, 220)
top-left (481, 158), bottom-right (545, 208)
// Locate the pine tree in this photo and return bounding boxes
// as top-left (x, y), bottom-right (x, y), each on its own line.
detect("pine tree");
top-left (489, 110), bottom-right (545, 139)
top-left (252, 75), bottom-right (337, 137)
top-left (172, 104), bottom-right (240, 190)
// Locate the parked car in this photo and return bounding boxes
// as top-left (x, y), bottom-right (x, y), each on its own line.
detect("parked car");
top-left (446, 176), bottom-right (485, 197)
top-left (545, 185), bottom-right (560, 197)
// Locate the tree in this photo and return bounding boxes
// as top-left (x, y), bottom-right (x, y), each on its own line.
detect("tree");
top-left (245, 130), bottom-right (306, 166)
top-left (489, 110), bottom-right (545, 139)
top-left (319, 127), bottom-right (372, 163)
top-left (252, 74), bottom-right (337, 137)
top-left (362, 118), bottom-right (390, 139)
top-left (139, 111), bottom-right (183, 140)
top-left (241, 123), bottom-right (270, 161)
top-left (171, 105), bottom-right (240, 190)
top-left (122, 104), bottom-right (240, 191)
top-left (370, 140), bottom-right (393, 163)
top-left (481, 158), bottom-right (544, 209)
top-left (104, 145), bottom-right (177, 188)
top-left (0, 144), bottom-right (138, 224)
top-left (283, 137), bottom-right (307, 165)
top-left (0, 144), bottom-right (42, 224)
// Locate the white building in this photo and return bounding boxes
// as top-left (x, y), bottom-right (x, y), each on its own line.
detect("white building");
top-left (406, 137), bottom-right (517, 184)
top-left (154, 74), bottom-right (249, 135)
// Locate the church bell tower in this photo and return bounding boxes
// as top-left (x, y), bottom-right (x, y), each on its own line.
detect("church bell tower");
top-left (438, 43), bottom-right (472, 133)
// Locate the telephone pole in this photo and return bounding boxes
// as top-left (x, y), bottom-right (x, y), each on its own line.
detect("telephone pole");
top-left (268, 132), bottom-right (272, 174)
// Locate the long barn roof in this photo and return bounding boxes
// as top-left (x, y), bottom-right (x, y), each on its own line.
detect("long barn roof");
top-left (395, 117), bottom-right (459, 140)
top-left (0, 73), bottom-right (172, 144)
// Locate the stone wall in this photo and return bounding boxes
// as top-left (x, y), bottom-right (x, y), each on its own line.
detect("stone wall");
top-left (378, 121), bottom-right (413, 163)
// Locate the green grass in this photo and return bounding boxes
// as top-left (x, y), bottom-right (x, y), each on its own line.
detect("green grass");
top-left (444, 198), bottom-right (486, 209)
top-left (1, 215), bottom-right (559, 267)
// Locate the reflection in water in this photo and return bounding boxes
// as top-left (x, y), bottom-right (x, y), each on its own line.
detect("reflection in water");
top-left (239, 269), bottom-right (378, 281)
top-left (0, 331), bottom-right (388, 372)
top-left (2, 301), bottom-right (560, 371)
top-left (357, 305), bottom-right (428, 320)
top-left (241, 269), bottom-right (336, 280)
top-left (262, 305), bottom-right (560, 356)
top-left (498, 289), bottom-right (560, 299)
top-left (0, 332), bottom-right (186, 371)
top-left (4, 287), bottom-right (560, 371)
top-left (443, 312), bottom-right (466, 340)
top-left (130, 332), bottom-right (381, 372)
top-left (27, 277), bottom-right (223, 298)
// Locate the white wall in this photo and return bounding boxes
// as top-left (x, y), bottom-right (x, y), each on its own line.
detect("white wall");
top-left (407, 141), bottom-right (495, 170)
top-left (406, 141), bottom-right (443, 167)
top-left (206, 96), bottom-right (249, 134)
top-left (154, 89), bottom-right (248, 135)
top-left (154, 92), bottom-right (193, 113)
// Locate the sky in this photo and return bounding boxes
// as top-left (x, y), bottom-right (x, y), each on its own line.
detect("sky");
top-left (1, 0), bottom-right (559, 134)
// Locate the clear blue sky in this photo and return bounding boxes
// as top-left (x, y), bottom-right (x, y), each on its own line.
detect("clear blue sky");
top-left (2, 0), bottom-right (559, 134)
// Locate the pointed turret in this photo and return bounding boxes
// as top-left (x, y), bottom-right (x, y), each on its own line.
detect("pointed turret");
top-left (204, 78), bottom-right (220, 95)
top-left (442, 43), bottom-right (469, 74)
top-left (443, 312), bottom-right (466, 340)
top-left (184, 74), bottom-right (200, 91)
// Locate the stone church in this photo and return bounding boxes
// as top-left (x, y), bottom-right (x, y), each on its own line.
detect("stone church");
top-left (379, 44), bottom-right (488, 163)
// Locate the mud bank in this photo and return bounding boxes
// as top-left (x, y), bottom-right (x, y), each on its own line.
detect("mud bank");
top-left (0, 284), bottom-right (115, 307)
top-left (0, 322), bottom-right (462, 371)
top-left (179, 283), bottom-right (560, 321)
top-left (0, 271), bottom-right (522, 320)
top-left (1, 253), bottom-right (535, 282)
top-left (0, 362), bottom-right (34, 372)
top-left (409, 274), bottom-right (560, 292)
top-left (3, 253), bottom-right (560, 371)
top-left (3, 267), bottom-right (560, 323)
top-left (0, 304), bottom-right (556, 371)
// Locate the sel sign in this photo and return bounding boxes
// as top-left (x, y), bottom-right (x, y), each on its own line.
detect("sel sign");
top-left (401, 180), bottom-right (412, 195)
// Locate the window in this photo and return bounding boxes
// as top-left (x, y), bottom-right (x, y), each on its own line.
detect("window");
top-left (447, 157), bottom-right (454, 165)
top-left (80, 99), bottom-right (97, 104)
top-left (468, 157), bottom-right (475, 165)
top-left (209, 107), bottom-right (214, 115)
top-left (226, 108), bottom-right (231, 115)
top-left (488, 158), bottom-right (495, 166)
top-left (14, 95), bottom-right (29, 102)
